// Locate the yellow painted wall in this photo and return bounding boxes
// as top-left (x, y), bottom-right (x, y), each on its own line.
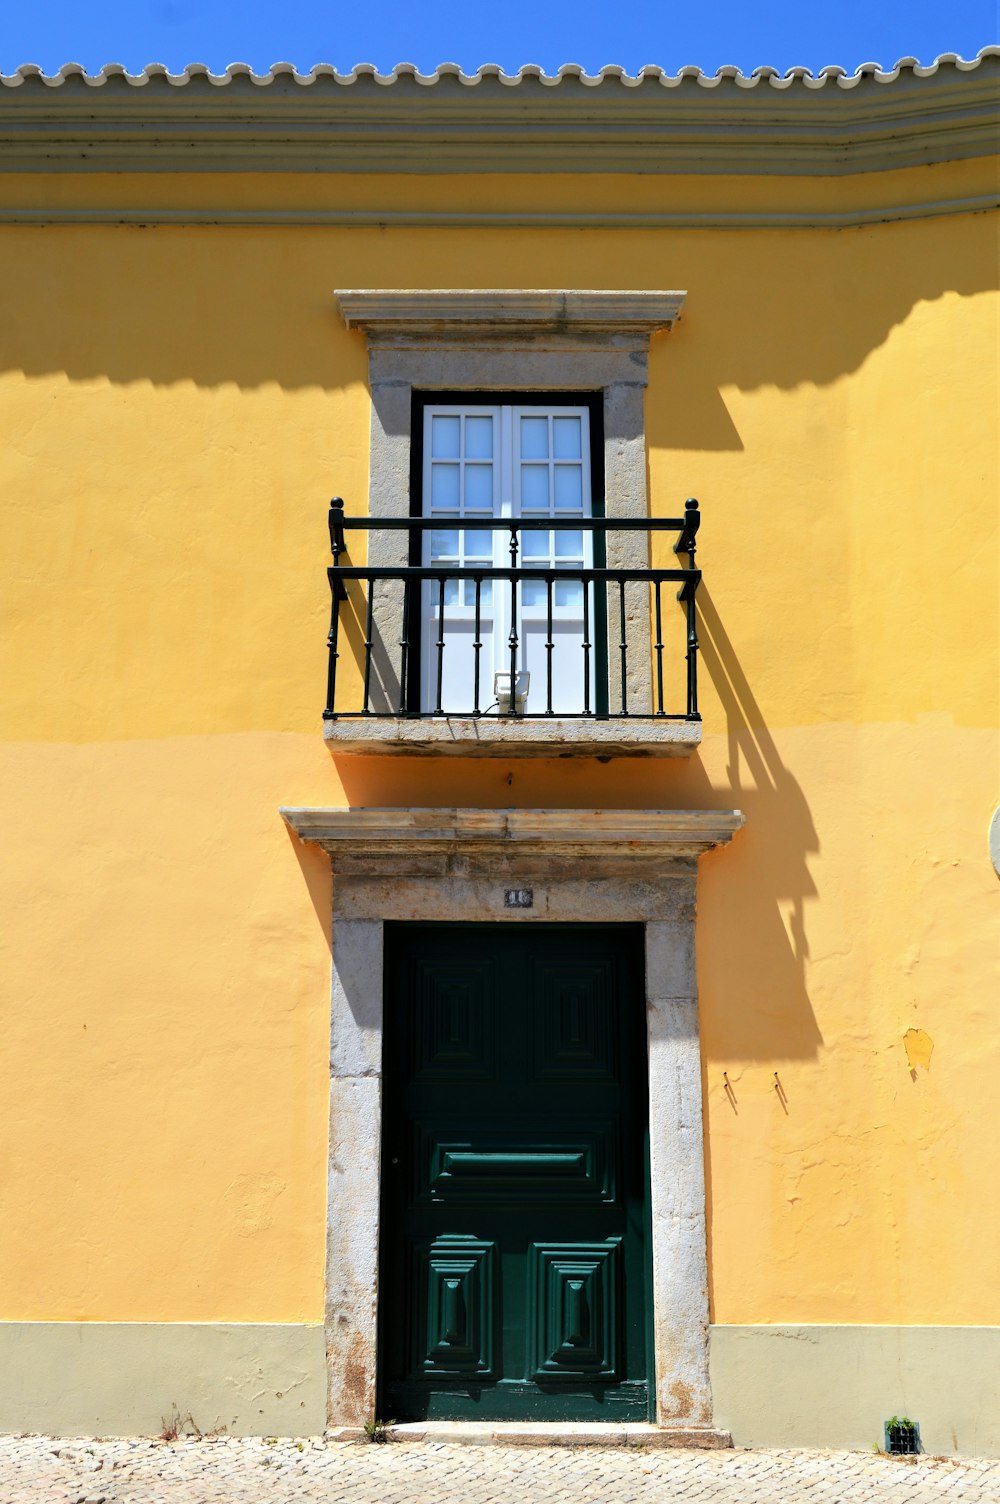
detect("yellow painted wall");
top-left (0, 165), bottom-right (997, 1326)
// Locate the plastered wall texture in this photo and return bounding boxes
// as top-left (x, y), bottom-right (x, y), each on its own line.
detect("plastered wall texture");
top-left (0, 155), bottom-right (997, 1384)
top-left (0, 1322), bottom-right (327, 1437)
top-left (710, 1325), bottom-right (1000, 1456)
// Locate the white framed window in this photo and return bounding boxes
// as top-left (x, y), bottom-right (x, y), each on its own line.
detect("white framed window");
top-left (420, 403), bottom-right (597, 715)
top-left (334, 291), bottom-right (690, 742)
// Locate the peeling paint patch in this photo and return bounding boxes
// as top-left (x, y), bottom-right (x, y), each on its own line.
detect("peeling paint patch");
top-left (224, 1174), bottom-right (287, 1237)
top-left (904, 1029), bottom-right (934, 1073)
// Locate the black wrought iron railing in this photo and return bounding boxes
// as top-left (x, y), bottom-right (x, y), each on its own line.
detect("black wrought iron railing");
top-left (323, 499), bottom-right (701, 721)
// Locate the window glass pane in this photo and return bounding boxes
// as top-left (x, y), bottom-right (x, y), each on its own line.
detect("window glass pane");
top-left (553, 466), bottom-right (583, 510)
top-left (464, 416), bottom-right (493, 459)
top-left (521, 465), bottom-right (550, 510)
top-left (555, 580), bottom-right (584, 609)
top-left (520, 416), bottom-right (549, 459)
top-left (464, 465), bottom-right (493, 509)
top-left (553, 416), bottom-right (582, 459)
top-left (522, 531), bottom-right (550, 559)
top-left (442, 579), bottom-right (459, 607)
top-left (430, 529), bottom-right (459, 560)
top-left (521, 581), bottom-right (546, 606)
top-left (463, 562), bottom-right (492, 610)
top-left (555, 530), bottom-right (583, 561)
top-left (431, 415), bottom-right (461, 459)
top-left (431, 464), bottom-right (460, 509)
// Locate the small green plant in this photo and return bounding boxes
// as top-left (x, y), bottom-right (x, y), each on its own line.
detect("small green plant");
top-left (884, 1416), bottom-right (920, 1456)
top-left (159, 1404), bottom-right (201, 1442)
top-left (363, 1417), bottom-right (395, 1444)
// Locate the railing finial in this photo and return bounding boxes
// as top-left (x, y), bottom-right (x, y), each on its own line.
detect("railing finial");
top-left (676, 497), bottom-right (700, 559)
top-left (328, 497), bottom-right (346, 561)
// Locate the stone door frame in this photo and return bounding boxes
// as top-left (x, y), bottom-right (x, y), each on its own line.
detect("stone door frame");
top-left (280, 806), bottom-right (743, 1431)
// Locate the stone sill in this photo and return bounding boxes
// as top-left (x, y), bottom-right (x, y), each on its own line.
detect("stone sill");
top-left (327, 1422), bottom-right (732, 1449)
top-left (323, 716), bottom-right (702, 759)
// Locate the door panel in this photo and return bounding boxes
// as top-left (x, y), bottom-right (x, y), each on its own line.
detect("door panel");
top-left (380, 923), bottom-right (651, 1422)
top-left (528, 1240), bottom-right (620, 1381)
top-left (410, 1235), bottom-right (497, 1381)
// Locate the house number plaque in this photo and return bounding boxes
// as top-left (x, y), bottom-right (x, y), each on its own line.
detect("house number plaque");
top-left (504, 888), bottom-right (534, 909)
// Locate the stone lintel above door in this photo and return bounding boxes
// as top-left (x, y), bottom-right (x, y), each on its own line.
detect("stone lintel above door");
top-left (281, 806), bottom-right (743, 879)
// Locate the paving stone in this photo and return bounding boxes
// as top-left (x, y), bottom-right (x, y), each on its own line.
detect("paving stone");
top-left (1, 1434), bottom-right (999, 1504)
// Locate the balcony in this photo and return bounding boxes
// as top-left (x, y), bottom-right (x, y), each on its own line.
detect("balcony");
top-left (322, 500), bottom-right (703, 758)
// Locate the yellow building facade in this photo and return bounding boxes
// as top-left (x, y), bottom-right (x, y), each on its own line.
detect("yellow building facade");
top-left (0, 55), bottom-right (998, 1450)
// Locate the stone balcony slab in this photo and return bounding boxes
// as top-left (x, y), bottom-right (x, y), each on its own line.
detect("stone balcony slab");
top-left (322, 716), bottom-right (701, 758)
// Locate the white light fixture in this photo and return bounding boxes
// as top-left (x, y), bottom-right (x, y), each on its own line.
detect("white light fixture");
top-left (494, 671), bottom-right (530, 715)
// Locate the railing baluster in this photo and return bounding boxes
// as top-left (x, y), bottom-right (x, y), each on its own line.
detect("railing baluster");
top-left (508, 525), bottom-right (519, 716)
top-left (654, 579), bottom-right (665, 717)
top-left (681, 497), bottom-right (700, 721)
top-left (686, 584), bottom-right (700, 720)
top-left (508, 582), bottom-right (519, 717)
top-left (473, 577), bottom-right (483, 716)
top-left (324, 580), bottom-right (341, 720)
top-left (324, 498), bottom-right (346, 719)
top-left (545, 575), bottom-right (554, 716)
top-left (435, 577), bottom-right (446, 715)
top-left (362, 579), bottom-right (375, 715)
top-left (398, 578), bottom-right (410, 714)
top-left (619, 579), bottom-right (628, 716)
top-left (582, 579), bottom-right (591, 716)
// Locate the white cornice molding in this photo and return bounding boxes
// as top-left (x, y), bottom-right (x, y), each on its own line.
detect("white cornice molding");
top-left (280, 806), bottom-right (745, 863)
top-left (334, 289), bottom-right (686, 341)
top-left (0, 53), bottom-right (996, 177)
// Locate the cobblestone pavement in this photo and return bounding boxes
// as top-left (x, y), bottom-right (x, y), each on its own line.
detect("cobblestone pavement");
top-left (2, 1435), bottom-right (999, 1504)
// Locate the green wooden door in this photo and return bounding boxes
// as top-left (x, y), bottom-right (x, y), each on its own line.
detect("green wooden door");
top-left (379, 923), bottom-right (652, 1422)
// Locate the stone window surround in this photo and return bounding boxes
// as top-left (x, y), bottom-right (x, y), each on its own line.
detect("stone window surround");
top-left (279, 805), bottom-right (744, 1432)
top-left (326, 290), bottom-right (700, 758)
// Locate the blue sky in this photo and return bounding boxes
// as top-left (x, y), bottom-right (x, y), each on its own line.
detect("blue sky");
top-left (0, 1), bottom-right (996, 76)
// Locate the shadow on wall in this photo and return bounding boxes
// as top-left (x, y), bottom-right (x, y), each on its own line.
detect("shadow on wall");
top-left (694, 588), bottom-right (823, 1064)
top-left (693, 587), bottom-right (822, 1323)
top-left (0, 216), bottom-right (994, 400)
top-left (284, 825), bottom-right (333, 958)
